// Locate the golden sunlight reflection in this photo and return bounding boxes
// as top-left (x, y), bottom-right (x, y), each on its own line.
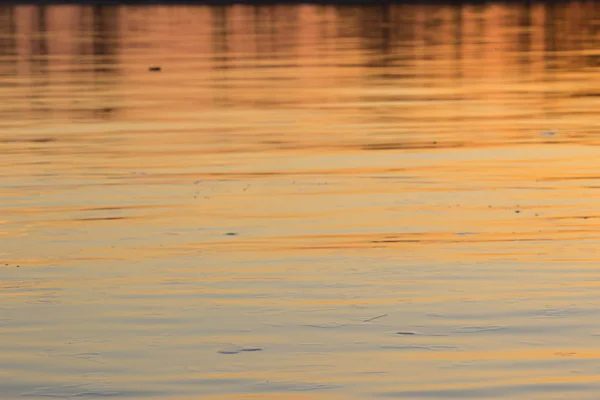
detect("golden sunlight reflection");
top-left (1, 2), bottom-right (600, 400)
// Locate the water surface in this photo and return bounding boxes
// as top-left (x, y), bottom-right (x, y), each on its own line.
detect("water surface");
top-left (2, 2), bottom-right (600, 399)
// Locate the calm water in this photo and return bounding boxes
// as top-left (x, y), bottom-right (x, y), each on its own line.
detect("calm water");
top-left (1, 2), bottom-right (600, 399)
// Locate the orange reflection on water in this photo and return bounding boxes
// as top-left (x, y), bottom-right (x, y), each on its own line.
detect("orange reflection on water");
top-left (2, 2), bottom-right (600, 400)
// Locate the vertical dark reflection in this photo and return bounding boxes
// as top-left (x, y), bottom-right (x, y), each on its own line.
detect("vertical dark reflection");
top-left (210, 6), bottom-right (229, 107)
top-left (253, 5), bottom-right (297, 60)
top-left (247, 5), bottom-right (298, 107)
top-left (75, 6), bottom-right (120, 121)
top-left (568, 2), bottom-right (598, 68)
top-left (515, 2), bottom-right (532, 73)
top-left (271, 5), bottom-right (298, 60)
top-left (316, 4), bottom-right (335, 50)
top-left (450, 3), bottom-right (464, 122)
top-left (0, 6), bottom-right (18, 126)
top-left (211, 6), bottom-right (228, 66)
top-left (355, 4), bottom-right (398, 126)
top-left (541, 2), bottom-right (558, 119)
top-left (0, 6), bottom-right (17, 76)
top-left (91, 6), bottom-right (119, 120)
top-left (584, 2), bottom-right (600, 68)
top-left (30, 6), bottom-right (50, 118)
top-left (256, 5), bottom-right (272, 56)
top-left (360, 4), bottom-right (393, 70)
top-left (252, 5), bottom-right (285, 58)
top-left (251, 5), bottom-right (263, 56)
top-left (422, 4), bottom-right (442, 59)
top-left (91, 6), bottom-right (119, 65)
top-left (471, 3), bottom-right (485, 68)
top-left (334, 6), bottom-right (361, 50)
top-left (452, 3), bottom-right (463, 81)
top-left (393, 4), bottom-right (417, 75)
top-left (543, 3), bottom-right (558, 72)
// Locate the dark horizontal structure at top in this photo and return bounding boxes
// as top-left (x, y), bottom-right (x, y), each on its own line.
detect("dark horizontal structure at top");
top-left (0, 0), bottom-right (578, 5)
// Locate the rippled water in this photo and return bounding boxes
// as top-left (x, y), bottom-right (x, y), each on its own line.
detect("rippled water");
top-left (1, 2), bottom-right (600, 399)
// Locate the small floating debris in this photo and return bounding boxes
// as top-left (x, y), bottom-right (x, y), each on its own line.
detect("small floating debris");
top-left (240, 347), bottom-right (263, 352)
top-left (363, 313), bottom-right (388, 323)
top-left (396, 331), bottom-right (416, 335)
top-left (218, 347), bottom-right (242, 354)
top-left (454, 325), bottom-right (505, 334)
top-left (148, 66), bottom-right (161, 72)
top-left (225, 232), bottom-right (238, 236)
top-left (217, 345), bottom-right (263, 354)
